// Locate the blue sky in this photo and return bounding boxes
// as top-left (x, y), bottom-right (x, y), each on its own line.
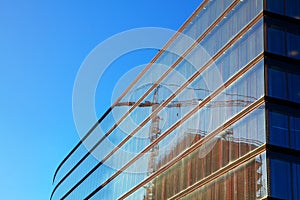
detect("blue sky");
top-left (0, 1), bottom-right (202, 199)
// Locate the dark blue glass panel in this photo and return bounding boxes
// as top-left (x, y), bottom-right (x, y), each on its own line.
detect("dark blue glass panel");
top-left (286, 0), bottom-right (300, 19)
top-left (290, 116), bottom-right (300, 150)
top-left (269, 112), bottom-right (289, 148)
top-left (270, 159), bottom-right (292, 199)
top-left (267, 0), bottom-right (285, 15)
top-left (292, 163), bottom-right (300, 199)
top-left (287, 32), bottom-right (300, 60)
top-left (267, 27), bottom-right (286, 55)
top-left (268, 68), bottom-right (288, 100)
top-left (288, 73), bottom-right (300, 103)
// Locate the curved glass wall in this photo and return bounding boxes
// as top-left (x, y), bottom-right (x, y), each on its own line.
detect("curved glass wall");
top-left (52, 3), bottom-right (264, 198)
top-left (53, 0), bottom-right (261, 189)
top-left (52, 0), bottom-right (235, 186)
top-left (88, 60), bottom-right (265, 199)
top-left (51, 0), bottom-right (300, 199)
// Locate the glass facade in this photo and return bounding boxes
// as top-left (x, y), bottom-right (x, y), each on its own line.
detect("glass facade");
top-left (266, 0), bottom-right (300, 19)
top-left (125, 108), bottom-right (266, 199)
top-left (266, 16), bottom-right (300, 60)
top-left (269, 151), bottom-right (300, 199)
top-left (52, 0), bottom-right (300, 199)
top-left (267, 59), bottom-right (300, 103)
top-left (181, 153), bottom-right (267, 200)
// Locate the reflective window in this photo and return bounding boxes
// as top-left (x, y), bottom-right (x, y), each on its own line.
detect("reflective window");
top-left (269, 112), bottom-right (289, 148)
top-left (268, 66), bottom-right (300, 104)
top-left (269, 110), bottom-right (300, 150)
top-left (269, 155), bottom-right (300, 200)
top-left (267, 19), bottom-right (300, 60)
top-left (267, 26), bottom-right (286, 56)
top-left (270, 159), bottom-right (292, 199)
top-left (286, 0), bottom-right (300, 19)
top-left (267, 0), bottom-right (285, 15)
top-left (292, 163), bottom-right (300, 200)
top-left (288, 73), bottom-right (300, 102)
top-left (267, 0), bottom-right (300, 19)
top-left (290, 116), bottom-right (300, 150)
top-left (287, 32), bottom-right (300, 60)
top-left (268, 68), bottom-right (287, 100)
top-left (167, 153), bottom-right (266, 200)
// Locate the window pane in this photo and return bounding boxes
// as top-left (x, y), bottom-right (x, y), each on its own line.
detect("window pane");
top-left (290, 116), bottom-right (300, 150)
top-left (288, 73), bottom-right (300, 103)
top-left (270, 159), bottom-right (292, 199)
top-left (267, 0), bottom-right (285, 15)
top-left (268, 68), bottom-right (287, 100)
top-left (267, 27), bottom-right (286, 55)
top-left (286, 0), bottom-right (300, 19)
top-left (287, 32), bottom-right (300, 60)
top-left (269, 111), bottom-right (289, 148)
top-left (293, 163), bottom-right (300, 199)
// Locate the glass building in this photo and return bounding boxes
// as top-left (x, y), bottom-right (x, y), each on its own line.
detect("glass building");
top-left (51, 0), bottom-right (300, 199)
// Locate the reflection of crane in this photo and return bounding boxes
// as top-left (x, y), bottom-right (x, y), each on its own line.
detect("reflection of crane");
top-left (115, 83), bottom-right (257, 109)
top-left (146, 86), bottom-right (160, 200)
top-left (114, 83), bottom-right (257, 200)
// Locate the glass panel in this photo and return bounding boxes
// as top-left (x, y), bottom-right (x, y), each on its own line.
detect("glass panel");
top-left (267, 0), bottom-right (285, 15)
top-left (268, 110), bottom-right (300, 151)
top-left (182, 0), bottom-right (234, 40)
top-left (287, 32), bottom-right (300, 60)
top-left (267, 26), bottom-right (286, 55)
top-left (269, 111), bottom-right (289, 148)
top-left (268, 68), bottom-right (288, 100)
top-left (267, 0), bottom-right (300, 19)
top-left (288, 73), bottom-right (300, 103)
top-left (270, 159), bottom-right (292, 199)
top-left (286, 0), bottom-right (300, 19)
top-left (201, 0), bottom-right (262, 57)
top-left (290, 116), bottom-right (300, 150)
top-left (267, 18), bottom-right (300, 60)
top-left (292, 163), bottom-right (300, 199)
top-left (268, 66), bottom-right (300, 104)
